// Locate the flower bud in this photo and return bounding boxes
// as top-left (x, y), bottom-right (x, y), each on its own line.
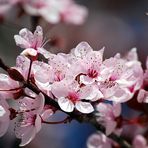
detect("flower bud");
top-left (7, 68), bottom-right (24, 82)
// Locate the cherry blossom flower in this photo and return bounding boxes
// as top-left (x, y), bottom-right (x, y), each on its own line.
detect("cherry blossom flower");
top-left (0, 0), bottom-right (19, 17)
top-left (51, 79), bottom-right (102, 113)
top-left (23, 0), bottom-right (88, 25)
top-left (133, 135), bottom-right (148, 148)
top-left (15, 92), bottom-right (53, 146)
top-left (0, 4), bottom-right (11, 16)
top-left (14, 25), bottom-right (43, 49)
top-left (98, 49), bottom-right (143, 103)
top-left (0, 25), bottom-right (147, 148)
top-left (0, 0), bottom-right (88, 25)
top-left (70, 42), bottom-right (93, 60)
top-left (14, 26), bottom-right (54, 59)
top-left (69, 42), bottom-right (104, 85)
top-left (87, 132), bottom-right (112, 148)
top-left (60, 3), bottom-right (88, 25)
top-left (0, 98), bottom-right (10, 137)
top-left (96, 103), bottom-right (122, 135)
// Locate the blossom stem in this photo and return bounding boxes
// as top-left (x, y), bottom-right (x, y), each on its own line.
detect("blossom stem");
top-left (27, 60), bottom-right (33, 83)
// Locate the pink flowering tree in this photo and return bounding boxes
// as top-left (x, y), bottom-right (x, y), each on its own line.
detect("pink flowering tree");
top-left (0, 1), bottom-right (148, 148)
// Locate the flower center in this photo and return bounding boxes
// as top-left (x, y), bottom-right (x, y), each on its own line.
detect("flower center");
top-left (68, 92), bottom-right (79, 103)
top-left (55, 71), bottom-right (64, 81)
top-left (20, 113), bottom-right (37, 127)
top-left (88, 68), bottom-right (98, 78)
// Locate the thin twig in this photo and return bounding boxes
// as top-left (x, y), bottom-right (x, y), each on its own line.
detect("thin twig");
top-left (27, 60), bottom-right (32, 83)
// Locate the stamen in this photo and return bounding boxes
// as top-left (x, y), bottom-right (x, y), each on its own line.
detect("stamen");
top-left (41, 38), bottom-right (51, 48)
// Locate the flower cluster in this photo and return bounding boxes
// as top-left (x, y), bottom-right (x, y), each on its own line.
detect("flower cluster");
top-left (87, 133), bottom-right (148, 148)
top-left (0, 26), bottom-right (147, 147)
top-left (0, 0), bottom-right (87, 25)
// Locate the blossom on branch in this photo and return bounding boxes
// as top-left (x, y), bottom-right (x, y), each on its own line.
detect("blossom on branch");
top-left (0, 25), bottom-right (147, 147)
top-left (87, 132), bottom-right (112, 148)
top-left (96, 103), bottom-right (122, 135)
top-left (0, 0), bottom-right (88, 25)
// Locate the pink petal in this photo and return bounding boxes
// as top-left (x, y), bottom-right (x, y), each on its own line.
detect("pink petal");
top-left (105, 120), bottom-right (117, 136)
top-left (41, 109), bottom-right (53, 121)
top-left (0, 118), bottom-right (9, 137)
top-left (21, 48), bottom-right (37, 57)
top-left (126, 48), bottom-right (138, 61)
top-left (58, 97), bottom-right (74, 112)
top-left (107, 88), bottom-right (132, 103)
top-left (14, 35), bottom-right (31, 48)
top-left (137, 89), bottom-right (148, 103)
top-left (73, 42), bottom-right (92, 58)
top-left (113, 103), bottom-right (121, 117)
top-left (80, 75), bottom-right (95, 85)
top-left (40, 8), bottom-right (60, 24)
top-left (79, 85), bottom-right (103, 101)
top-left (75, 101), bottom-right (94, 114)
top-left (51, 82), bottom-right (68, 98)
top-left (133, 135), bottom-right (147, 148)
top-left (87, 133), bottom-right (112, 148)
top-left (19, 127), bottom-right (36, 147)
top-left (35, 115), bottom-right (42, 133)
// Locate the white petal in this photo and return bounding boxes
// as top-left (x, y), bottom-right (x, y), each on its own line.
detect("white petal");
top-left (35, 115), bottom-right (42, 133)
top-left (0, 119), bottom-right (9, 137)
top-left (51, 82), bottom-right (68, 98)
top-left (19, 127), bottom-right (36, 147)
top-left (37, 93), bottom-right (45, 113)
top-left (40, 8), bottom-right (60, 24)
top-left (58, 97), bottom-right (74, 112)
top-left (79, 85), bottom-right (103, 101)
top-left (41, 109), bottom-right (53, 121)
top-left (116, 79), bottom-right (135, 87)
top-left (74, 42), bottom-right (92, 58)
top-left (38, 48), bottom-right (51, 59)
top-left (107, 88), bottom-right (132, 103)
top-left (75, 101), bottom-right (94, 114)
top-left (14, 35), bottom-right (30, 48)
top-left (23, 4), bottom-right (40, 15)
top-left (80, 75), bottom-right (94, 85)
top-left (126, 48), bottom-right (138, 61)
top-left (21, 48), bottom-right (37, 57)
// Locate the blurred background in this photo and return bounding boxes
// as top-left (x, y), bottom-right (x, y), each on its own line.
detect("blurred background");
top-left (0, 0), bottom-right (148, 148)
